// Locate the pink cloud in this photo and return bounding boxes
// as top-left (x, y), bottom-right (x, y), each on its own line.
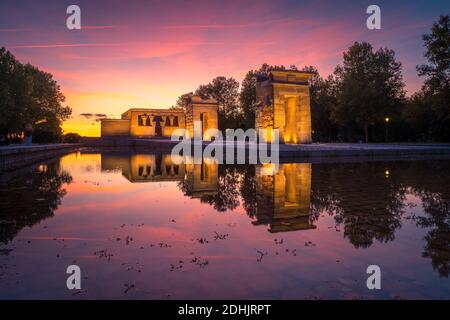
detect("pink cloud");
top-left (10, 43), bottom-right (123, 49)
top-left (80, 25), bottom-right (117, 30)
top-left (0, 28), bottom-right (35, 32)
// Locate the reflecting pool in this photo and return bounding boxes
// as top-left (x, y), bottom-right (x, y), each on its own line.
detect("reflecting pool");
top-left (0, 151), bottom-right (449, 299)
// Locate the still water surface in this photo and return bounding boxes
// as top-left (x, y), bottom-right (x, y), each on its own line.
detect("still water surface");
top-left (0, 151), bottom-right (449, 299)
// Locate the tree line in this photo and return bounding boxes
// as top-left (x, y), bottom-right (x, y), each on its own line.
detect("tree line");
top-left (174, 15), bottom-right (450, 143)
top-left (0, 47), bottom-right (72, 143)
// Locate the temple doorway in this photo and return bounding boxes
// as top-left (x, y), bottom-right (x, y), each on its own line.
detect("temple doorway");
top-left (284, 97), bottom-right (297, 144)
top-left (200, 112), bottom-right (209, 139)
top-left (153, 116), bottom-right (163, 136)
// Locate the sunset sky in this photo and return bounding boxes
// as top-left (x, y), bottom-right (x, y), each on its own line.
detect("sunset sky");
top-left (1, 0), bottom-right (449, 136)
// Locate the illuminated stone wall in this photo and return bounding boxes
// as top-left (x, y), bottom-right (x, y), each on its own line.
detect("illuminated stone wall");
top-left (100, 154), bottom-right (218, 195)
top-left (185, 95), bottom-right (219, 141)
top-left (101, 97), bottom-right (218, 139)
top-left (124, 109), bottom-right (185, 138)
top-left (255, 71), bottom-right (314, 144)
top-left (101, 153), bottom-right (185, 182)
top-left (100, 119), bottom-right (130, 137)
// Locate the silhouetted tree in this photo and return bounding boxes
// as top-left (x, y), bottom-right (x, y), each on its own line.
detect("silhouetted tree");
top-left (303, 66), bottom-right (338, 142)
top-left (402, 91), bottom-right (435, 141)
top-left (414, 15), bottom-right (450, 141)
top-left (332, 42), bottom-right (406, 142)
top-left (62, 132), bottom-right (82, 143)
top-left (174, 77), bottom-right (241, 131)
top-left (195, 76), bottom-right (241, 132)
top-left (0, 47), bottom-right (71, 143)
top-left (172, 92), bottom-right (194, 112)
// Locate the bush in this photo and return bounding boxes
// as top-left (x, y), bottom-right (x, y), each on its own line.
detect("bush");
top-left (62, 132), bottom-right (81, 143)
top-left (32, 128), bottom-right (62, 144)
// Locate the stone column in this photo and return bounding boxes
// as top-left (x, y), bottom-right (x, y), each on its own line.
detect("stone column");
top-left (285, 97), bottom-right (298, 144)
top-left (273, 97), bottom-right (285, 144)
top-left (297, 93), bottom-right (312, 144)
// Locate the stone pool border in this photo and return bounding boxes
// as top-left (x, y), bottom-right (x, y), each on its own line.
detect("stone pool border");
top-left (2, 140), bottom-right (450, 173)
top-left (84, 137), bottom-right (450, 158)
top-left (0, 144), bottom-right (82, 173)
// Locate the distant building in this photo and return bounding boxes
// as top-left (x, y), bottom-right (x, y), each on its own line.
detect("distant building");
top-left (100, 95), bottom-right (218, 140)
top-left (255, 70), bottom-right (315, 144)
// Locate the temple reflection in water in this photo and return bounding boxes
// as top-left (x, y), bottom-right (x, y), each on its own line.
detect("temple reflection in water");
top-left (255, 163), bottom-right (315, 233)
top-left (185, 162), bottom-right (218, 198)
top-left (2, 151), bottom-right (450, 286)
top-left (102, 154), bottom-right (186, 182)
top-left (101, 153), bottom-right (218, 197)
top-left (100, 153), bottom-right (316, 233)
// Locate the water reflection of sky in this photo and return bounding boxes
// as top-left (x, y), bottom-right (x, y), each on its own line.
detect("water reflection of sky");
top-left (0, 152), bottom-right (449, 299)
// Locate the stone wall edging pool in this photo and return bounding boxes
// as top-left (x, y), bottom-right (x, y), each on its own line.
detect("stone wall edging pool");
top-left (0, 144), bottom-right (83, 173)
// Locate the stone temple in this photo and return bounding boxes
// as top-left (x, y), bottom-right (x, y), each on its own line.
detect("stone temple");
top-left (255, 70), bottom-right (315, 144)
top-left (101, 69), bottom-right (314, 144)
top-left (100, 95), bottom-right (218, 140)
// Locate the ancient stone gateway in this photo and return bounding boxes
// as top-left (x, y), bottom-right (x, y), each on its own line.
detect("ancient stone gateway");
top-left (184, 95), bottom-right (219, 141)
top-left (255, 70), bottom-right (315, 144)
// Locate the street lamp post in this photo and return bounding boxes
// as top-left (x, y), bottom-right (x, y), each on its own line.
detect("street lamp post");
top-left (385, 117), bottom-right (390, 142)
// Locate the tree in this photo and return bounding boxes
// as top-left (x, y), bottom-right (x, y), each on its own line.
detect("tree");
top-left (415, 15), bottom-right (450, 140)
top-left (0, 48), bottom-right (22, 139)
top-left (173, 77), bottom-right (241, 131)
top-left (309, 74), bottom-right (338, 142)
top-left (299, 66), bottom-right (339, 142)
top-left (172, 92), bottom-right (194, 112)
top-left (62, 132), bottom-right (82, 143)
top-left (402, 91), bottom-right (434, 141)
top-left (332, 42), bottom-right (405, 142)
top-left (0, 47), bottom-right (71, 143)
top-left (417, 15), bottom-right (450, 95)
top-left (194, 76), bottom-right (241, 131)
